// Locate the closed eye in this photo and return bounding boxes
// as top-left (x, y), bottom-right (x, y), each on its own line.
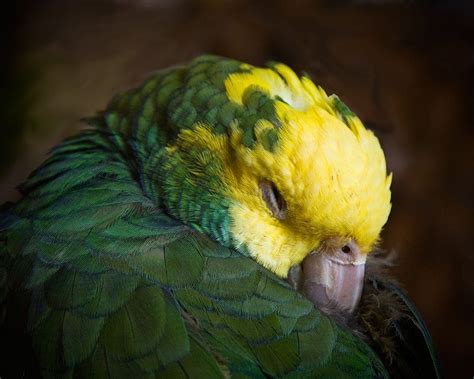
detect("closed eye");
top-left (260, 181), bottom-right (287, 220)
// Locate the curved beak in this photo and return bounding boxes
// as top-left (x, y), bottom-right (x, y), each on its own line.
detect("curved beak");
top-left (287, 240), bottom-right (366, 315)
top-left (301, 253), bottom-right (365, 314)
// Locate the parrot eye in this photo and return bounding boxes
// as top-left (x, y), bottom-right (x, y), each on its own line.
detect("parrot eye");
top-left (260, 181), bottom-right (287, 220)
top-left (341, 245), bottom-right (351, 254)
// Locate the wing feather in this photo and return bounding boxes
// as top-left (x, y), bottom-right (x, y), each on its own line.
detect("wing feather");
top-left (1, 124), bottom-right (387, 378)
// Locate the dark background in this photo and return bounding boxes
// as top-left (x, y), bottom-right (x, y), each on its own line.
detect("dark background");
top-left (1, 0), bottom-right (473, 377)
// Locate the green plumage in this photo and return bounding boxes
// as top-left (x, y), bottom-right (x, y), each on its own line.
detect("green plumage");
top-left (0, 55), bottom-right (439, 378)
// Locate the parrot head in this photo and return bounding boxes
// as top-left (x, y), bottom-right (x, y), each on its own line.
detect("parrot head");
top-left (160, 59), bottom-right (392, 315)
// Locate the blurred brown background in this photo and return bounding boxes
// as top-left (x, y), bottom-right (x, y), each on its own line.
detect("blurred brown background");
top-left (1, 0), bottom-right (473, 377)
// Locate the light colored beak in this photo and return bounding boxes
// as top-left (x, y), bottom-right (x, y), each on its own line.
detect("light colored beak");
top-left (286, 240), bottom-right (367, 315)
top-left (301, 253), bottom-right (365, 314)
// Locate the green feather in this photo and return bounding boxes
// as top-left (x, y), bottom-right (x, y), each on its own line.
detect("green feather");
top-left (44, 269), bottom-right (98, 309)
top-left (74, 272), bottom-right (139, 317)
top-left (251, 334), bottom-right (300, 377)
top-left (75, 343), bottom-right (153, 379)
top-left (101, 285), bottom-right (166, 360)
top-left (157, 336), bottom-right (225, 379)
top-left (62, 312), bottom-right (104, 367)
top-left (0, 56), bottom-right (408, 378)
top-left (32, 310), bottom-right (67, 371)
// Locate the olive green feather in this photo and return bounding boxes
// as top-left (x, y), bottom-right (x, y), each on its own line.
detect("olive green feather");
top-left (0, 55), bottom-right (436, 378)
top-left (0, 127), bottom-right (386, 377)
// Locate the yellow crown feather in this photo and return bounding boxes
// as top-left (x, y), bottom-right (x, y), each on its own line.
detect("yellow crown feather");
top-left (171, 62), bottom-right (392, 277)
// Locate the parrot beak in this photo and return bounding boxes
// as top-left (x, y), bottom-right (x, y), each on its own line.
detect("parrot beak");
top-left (289, 240), bottom-right (366, 315)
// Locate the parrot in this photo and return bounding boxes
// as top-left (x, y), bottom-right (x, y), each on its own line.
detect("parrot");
top-left (0, 55), bottom-right (440, 378)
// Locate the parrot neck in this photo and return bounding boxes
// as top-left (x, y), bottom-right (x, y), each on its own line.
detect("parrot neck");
top-left (132, 137), bottom-right (236, 251)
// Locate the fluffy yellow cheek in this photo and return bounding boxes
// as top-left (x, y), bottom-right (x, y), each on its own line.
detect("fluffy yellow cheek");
top-left (229, 200), bottom-right (314, 278)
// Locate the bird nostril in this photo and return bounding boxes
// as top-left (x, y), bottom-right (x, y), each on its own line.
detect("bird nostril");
top-left (341, 245), bottom-right (351, 254)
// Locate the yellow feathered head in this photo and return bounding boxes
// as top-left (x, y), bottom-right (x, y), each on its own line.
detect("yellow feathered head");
top-left (166, 59), bottom-right (392, 312)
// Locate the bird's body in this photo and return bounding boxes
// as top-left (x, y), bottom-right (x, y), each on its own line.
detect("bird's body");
top-left (0, 56), bottom-right (439, 378)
